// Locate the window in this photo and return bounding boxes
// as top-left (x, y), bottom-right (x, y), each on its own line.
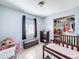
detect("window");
top-left (25, 19), bottom-right (34, 37)
top-left (22, 15), bottom-right (37, 40)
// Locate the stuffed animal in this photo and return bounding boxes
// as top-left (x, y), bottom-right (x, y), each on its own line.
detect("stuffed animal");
top-left (5, 37), bottom-right (15, 48)
top-left (0, 37), bottom-right (15, 51)
top-left (1, 40), bottom-right (6, 50)
top-left (0, 37), bottom-right (15, 50)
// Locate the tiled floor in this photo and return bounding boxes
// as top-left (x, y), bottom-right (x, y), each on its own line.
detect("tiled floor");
top-left (17, 43), bottom-right (44, 59)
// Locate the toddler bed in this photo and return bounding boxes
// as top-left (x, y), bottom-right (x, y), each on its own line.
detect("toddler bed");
top-left (0, 37), bottom-right (16, 59)
top-left (0, 46), bottom-right (16, 59)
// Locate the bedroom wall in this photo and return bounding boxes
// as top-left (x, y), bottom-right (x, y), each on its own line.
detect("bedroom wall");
top-left (45, 6), bottom-right (79, 40)
top-left (0, 5), bottom-right (44, 47)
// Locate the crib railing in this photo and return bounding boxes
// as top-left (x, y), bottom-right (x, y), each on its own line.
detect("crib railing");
top-left (53, 35), bottom-right (79, 51)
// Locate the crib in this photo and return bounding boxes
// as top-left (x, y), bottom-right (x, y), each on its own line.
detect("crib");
top-left (43, 35), bottom-right (79, 59)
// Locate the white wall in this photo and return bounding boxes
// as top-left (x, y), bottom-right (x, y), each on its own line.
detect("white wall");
top-left (0, 5), bottom-right (43, 47)
top-left (1, 4), bottom-right (79, 45)
top-left (45, 6), bottom-right (79, 40)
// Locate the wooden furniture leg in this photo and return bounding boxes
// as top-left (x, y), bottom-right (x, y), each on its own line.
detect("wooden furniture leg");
top-left (43, 46), bottom-right (44, 59)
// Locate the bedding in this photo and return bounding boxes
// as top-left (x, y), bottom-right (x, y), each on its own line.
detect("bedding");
top-left (45, 43), bottom-right (79, 59)
top-left (0, 46), bottom-right (15, 59)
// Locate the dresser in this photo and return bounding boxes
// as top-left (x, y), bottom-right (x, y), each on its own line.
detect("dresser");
top-left (40, 31), bottom-right (49, 43)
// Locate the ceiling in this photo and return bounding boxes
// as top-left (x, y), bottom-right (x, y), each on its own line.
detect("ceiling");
top-left (0, 0), bottom-right (79, 17)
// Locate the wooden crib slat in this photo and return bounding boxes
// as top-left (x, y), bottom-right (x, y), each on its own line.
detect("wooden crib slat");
top-left (61, 36), bottom-right (64, 47)
top-left (69, 36), bottom-right (70, 44)
top-left (77, 36), bottom-right (79, 51)
top-left (66, 36), bottom-right (69, 48)
top-left (74, 37), bottom-right (75, 46)
top-left (54, 35), bottom-right (79, 51)
top-left (64, 36), bottom-right (66, 43)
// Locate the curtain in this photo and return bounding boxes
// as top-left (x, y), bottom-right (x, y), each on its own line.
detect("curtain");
top-left (34, 18), bottom-right (37, 37)
top-left (22, 15), bottom-right (26, 40)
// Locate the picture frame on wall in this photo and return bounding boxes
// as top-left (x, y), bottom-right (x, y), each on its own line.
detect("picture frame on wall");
top-left (54, 15), bottom-right (75, 35)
